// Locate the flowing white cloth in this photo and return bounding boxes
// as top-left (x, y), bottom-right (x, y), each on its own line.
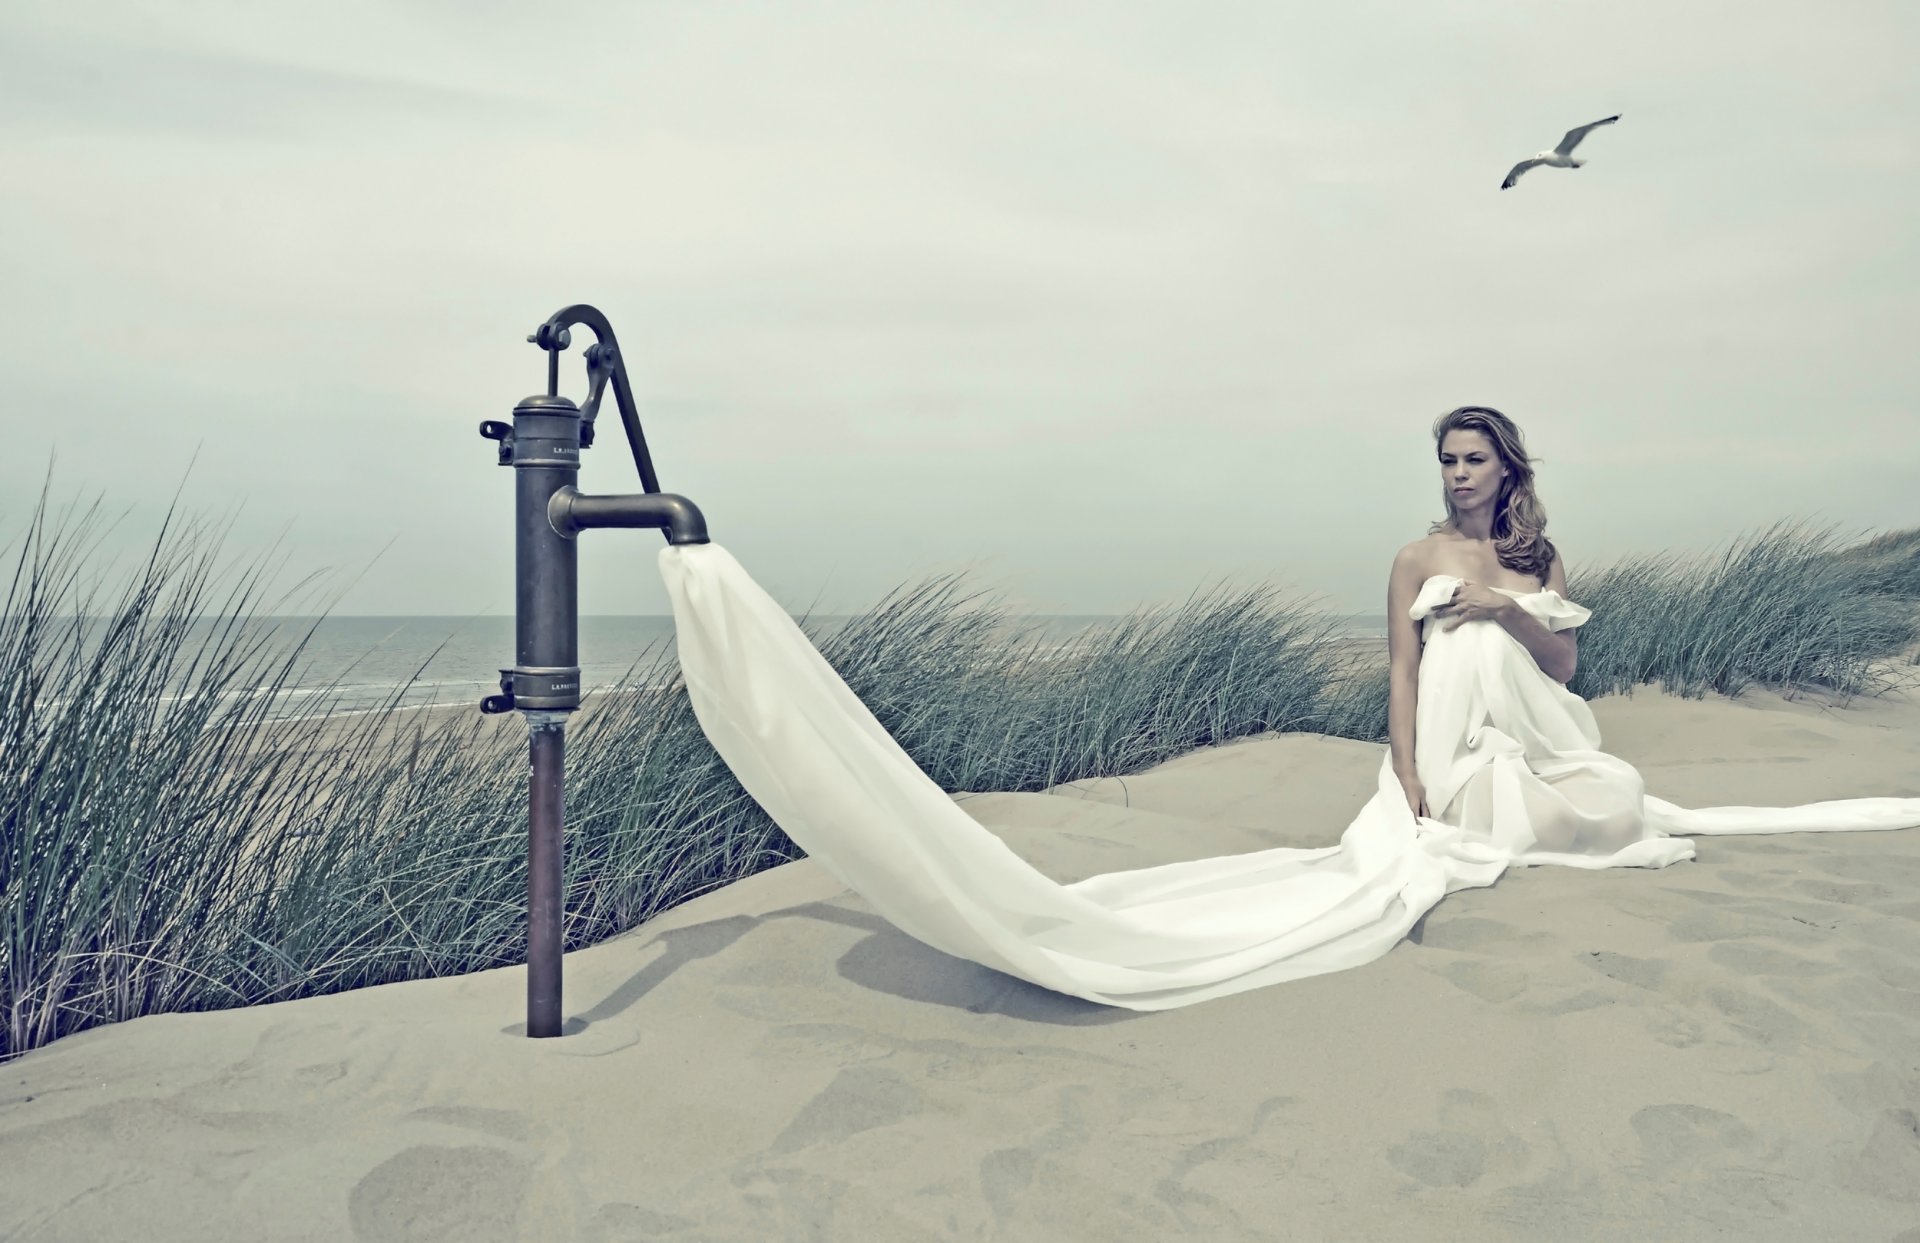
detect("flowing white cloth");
top-left (657, 546), bottom-right (1920, 1011)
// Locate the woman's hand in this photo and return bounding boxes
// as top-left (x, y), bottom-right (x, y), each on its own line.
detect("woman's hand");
top-left (1397, 768), bottom-right (1430, 819)
top-left (1429, 580), bottom-right (1514, 631)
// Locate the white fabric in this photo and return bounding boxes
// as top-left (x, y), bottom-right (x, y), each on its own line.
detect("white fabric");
top-left (658, 546), bottom-right (1920, 1011)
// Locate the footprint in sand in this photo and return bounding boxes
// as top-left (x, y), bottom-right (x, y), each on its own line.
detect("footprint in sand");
top-left (1436, 954), bottom-right (1618, 1016)
top-left (1714, 839), bottom-right (1802, 856)
top-left (1385, 1089), bottom-right (1532, 1189)
top-left (1439, 957), bottom-right (1532, 1004)
top-left (1661, 884), bottom-right (1742, 907)
top-left (1412, 916), bottom-right (1544, 1004)
top-left (1815, 854), bottom-right (1920, 886)
top-left (1411, 914), bottom-right (1548, 953)
top-left (1840, 947), bottom-right (1920, 994)
top-left (348, 1144), bottom-right (535, 1242)
top-left (1630, 1103), bottom-right (1762, 1171)
top-left (766, 1064), bottom-right (924, 1157)
top-left (757, 1023), bottom-right (1126, 1098)
top-left (1704, 986), bottom-right (1814, 1052)
top-left (1715, 868), bottom-right (1796, 893)
top-left (1578, 950), bottom-right (1669, 990)
top-left (1644, 1012), bottom-right (1709, 1049)
top-left (978, 1085), bottom-right (1099, 1227)
top-left (585, 1202), bottom-right (702, 1239)
top-left (1148, 1095), bottom-right (1298, 1236)
top-left (1792, 878), bottom-right (1898, 907)
top-left (1833, 1109), bottom-right (1920, 1205)
top-left (1664, 906), bottom-right (1795, 943)
top-left (1706, 943), bottom-right (1840, 977)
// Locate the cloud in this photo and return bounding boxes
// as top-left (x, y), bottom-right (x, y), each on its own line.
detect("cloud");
top-left (0, 25), bottom-right (545, 143)
top-left (0, 1), bottom-right (1914, 617)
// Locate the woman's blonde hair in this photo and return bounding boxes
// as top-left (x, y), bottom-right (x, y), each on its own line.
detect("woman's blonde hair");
top-left (1428, 405), bottom-right (1557, 582)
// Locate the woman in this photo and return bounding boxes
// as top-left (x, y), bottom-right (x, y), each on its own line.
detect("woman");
top-left (1388, 406), bottom-right (1568, 822)
top-left (658, 415), bottom-right (1920, 1010)
top-left (1379, 406), bottom-right (1689, 869)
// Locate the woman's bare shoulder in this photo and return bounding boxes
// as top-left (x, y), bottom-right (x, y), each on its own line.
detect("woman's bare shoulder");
top-left (1545, 544), bottom-right (1571, 593)
top-left (1391, 532), bottom-right (1449, 576)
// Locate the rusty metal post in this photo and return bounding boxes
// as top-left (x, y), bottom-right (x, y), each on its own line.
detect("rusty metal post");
top-left (526, 712), bottom-right (567, 1037)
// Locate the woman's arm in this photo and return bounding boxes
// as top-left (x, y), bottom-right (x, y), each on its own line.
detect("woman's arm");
top-left (1385, 544), bottom-right (1428, 814)
top-left (1492, 554), bottom-right (1579, 684)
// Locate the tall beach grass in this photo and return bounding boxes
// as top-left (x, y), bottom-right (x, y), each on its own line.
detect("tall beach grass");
top-left (1565, 520), bottom-right (1920, 700)
top-left (2, 493), bottom-right (1915, 1061)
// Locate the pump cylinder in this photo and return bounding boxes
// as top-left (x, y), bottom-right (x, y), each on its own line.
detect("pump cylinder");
top-left (511, 394), bottom-right (583, 711)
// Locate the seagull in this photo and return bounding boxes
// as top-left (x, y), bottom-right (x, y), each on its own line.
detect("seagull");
top-left (1500, 114), bottom-right (1620, 189)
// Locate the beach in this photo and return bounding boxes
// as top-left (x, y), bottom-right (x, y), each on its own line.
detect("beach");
top-left (4, 669), bottom-right (1918, 1241)
top-left (9, 0), bottom-right (1916, 1235)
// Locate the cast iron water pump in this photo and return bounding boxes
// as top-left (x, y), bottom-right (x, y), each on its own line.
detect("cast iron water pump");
top-left (479, 304), bottom-right (709, 1038)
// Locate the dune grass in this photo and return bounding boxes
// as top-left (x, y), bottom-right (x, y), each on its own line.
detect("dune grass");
top-left (1564, 520), bottom-right (1920, 699)
top-left (1834, 525), bottom-right (1920, 607)
top-left (2, 493), bottom-right (1915, 1061)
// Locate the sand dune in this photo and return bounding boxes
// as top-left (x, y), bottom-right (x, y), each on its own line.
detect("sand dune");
top-left (4, 678), bottom-right (1919, 1241)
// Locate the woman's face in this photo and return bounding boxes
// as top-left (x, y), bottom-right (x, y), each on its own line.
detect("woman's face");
top-left (1438, 429), bottom-right (1507, 510)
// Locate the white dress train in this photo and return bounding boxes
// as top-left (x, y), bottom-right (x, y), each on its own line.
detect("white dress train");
top-left (657, 546), bottom-right (1920, 1011)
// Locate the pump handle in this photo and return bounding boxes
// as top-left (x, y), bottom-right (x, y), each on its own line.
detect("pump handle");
top-left (527, 305), bottom-right (661, 494)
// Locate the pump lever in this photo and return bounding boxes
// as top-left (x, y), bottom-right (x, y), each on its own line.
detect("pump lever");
top-left (579, 342), bottom-right (615, 445)
top-left (528, 304), bottom-right (661, 494)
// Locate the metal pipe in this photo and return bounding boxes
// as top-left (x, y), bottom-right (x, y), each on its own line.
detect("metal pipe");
top-left (526, 711), bottom-right (567, 1038)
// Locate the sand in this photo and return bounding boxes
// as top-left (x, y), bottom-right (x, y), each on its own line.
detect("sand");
top-left (4, 674), bottom-right (1919, 1241)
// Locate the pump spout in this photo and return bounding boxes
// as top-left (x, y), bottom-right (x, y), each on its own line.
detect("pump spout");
top-left (548, 486), bottom-right (710, 545)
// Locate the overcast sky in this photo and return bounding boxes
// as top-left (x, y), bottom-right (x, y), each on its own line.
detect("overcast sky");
top-left (2, 2), bottom-right (1914, 619)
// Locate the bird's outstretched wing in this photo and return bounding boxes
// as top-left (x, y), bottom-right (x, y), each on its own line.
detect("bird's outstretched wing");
top-left (1501, 157), bottom-right (1545, 189)
top-left (1553, 114), bottom-right (1620, 157)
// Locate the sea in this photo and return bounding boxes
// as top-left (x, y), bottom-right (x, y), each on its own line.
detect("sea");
top-left (63, 611), bottom-right (1389, 726)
